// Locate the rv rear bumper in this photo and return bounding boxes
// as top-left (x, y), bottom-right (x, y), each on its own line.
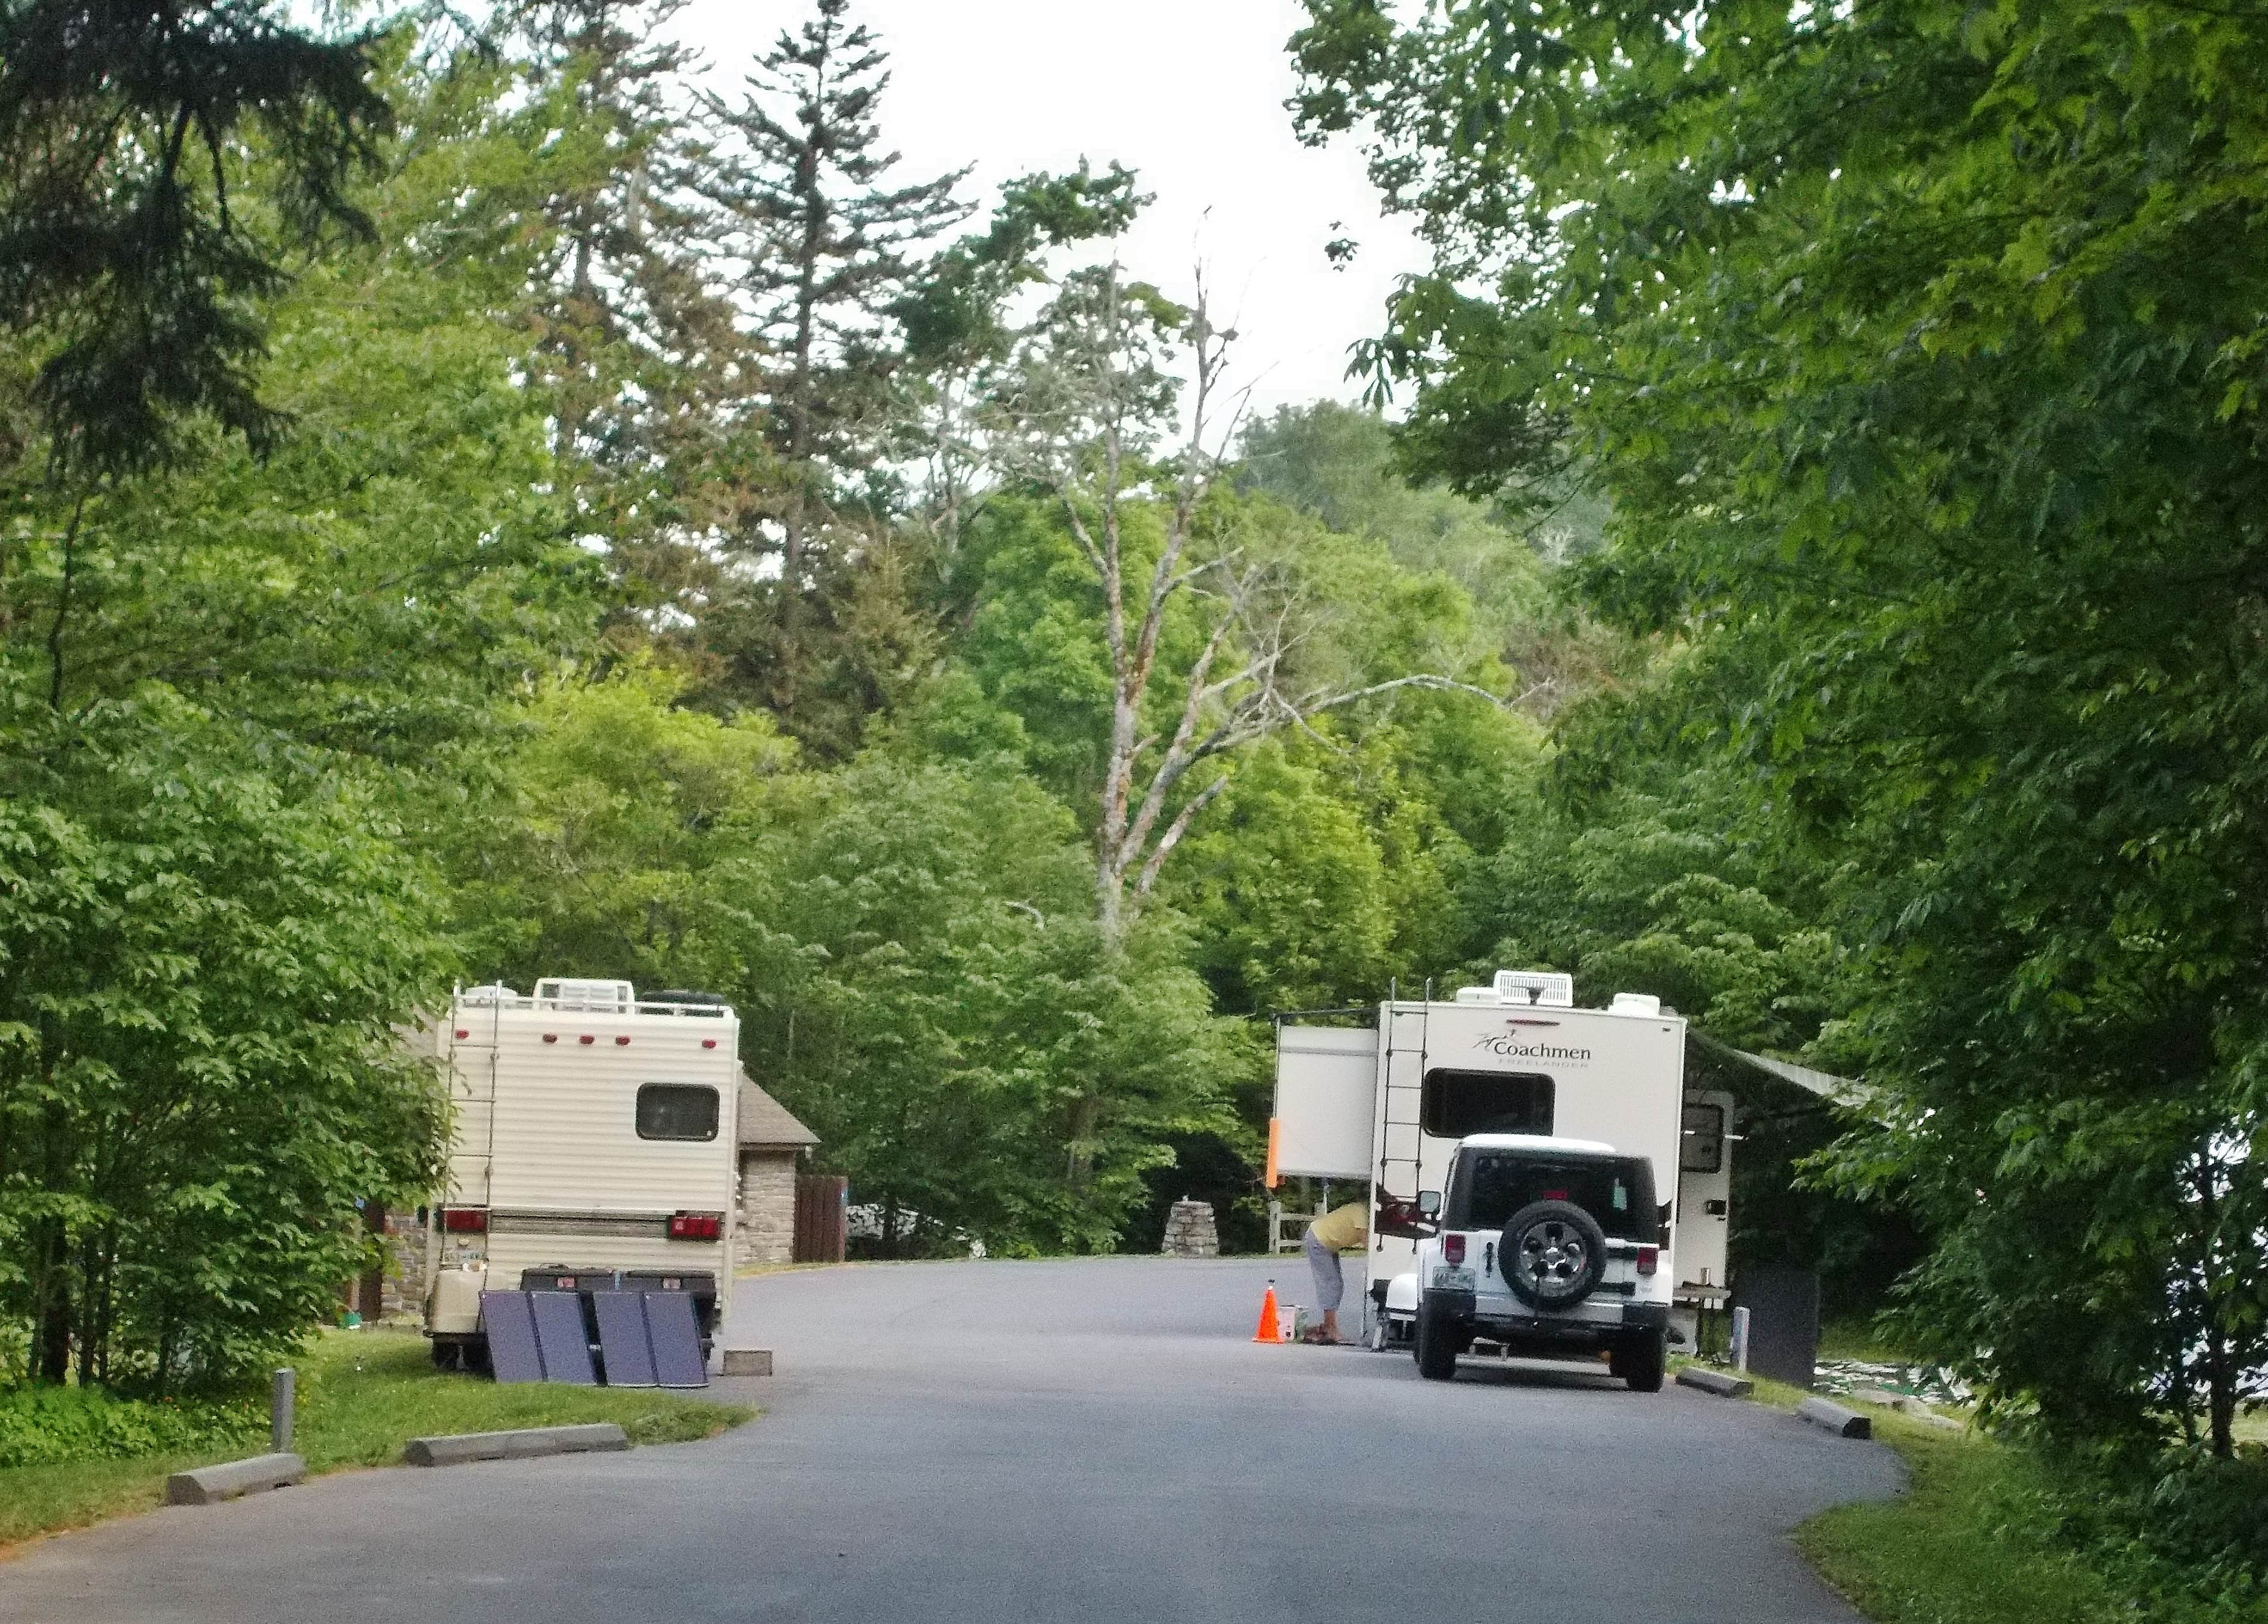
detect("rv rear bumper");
top-left (1433, 1295), bottom-right (1669, 1352)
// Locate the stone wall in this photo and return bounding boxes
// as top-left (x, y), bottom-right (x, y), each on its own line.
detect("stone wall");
top-left (738, 1150), bottom-right (798, 1265)
top-left (380, 1208), bottom-right (429, 1320)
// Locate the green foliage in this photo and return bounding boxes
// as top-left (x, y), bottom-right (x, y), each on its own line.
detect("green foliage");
top-left (1294, 0), bottom-right (2268, 1464)
top-left (0, 1385), bottom-right (261, 1469)
top-left (0, 696), bottom-right (455, 1390)
top-left (441, 668), bottom-right (793, 988)
top-left (735, 753), bottom-right (1245, 1255)
top-left (0, 0), bottom-right (393, 476)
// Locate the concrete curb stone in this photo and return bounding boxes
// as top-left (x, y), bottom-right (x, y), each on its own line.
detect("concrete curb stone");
top-left (1675, 1366), bottom-right (1754, 1398)
top-left (403, 1423), bottom-right (629, 1467)
top-left (164, 1452), bottom-right (306, 1505)
top-left (1798, 1397), bottom-right (1872, 1439)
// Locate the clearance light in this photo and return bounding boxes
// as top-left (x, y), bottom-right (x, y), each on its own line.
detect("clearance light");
top-left (1443, 1234), bottom-right (1467, 1267)
top-left (578, 1034), bottom-right (595, 1045)
top-left (543, 1034), bottom-right (558, 1043)
top-left (454, 1028), bottom-right (469, 1039)
top-left (1636, 1246), bottom-right (1659, 1275)
top-left (615, 1035), bottom-right (630, 1046)
top-left (441, 1208), bottom-right (487, 1233)
top-left (668, 1212), bottom-right (722, 1241)
top-left (701, 1038), bottom-right (717, 1049)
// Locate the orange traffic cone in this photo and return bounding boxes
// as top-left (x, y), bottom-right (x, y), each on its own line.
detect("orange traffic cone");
top-left (1253, 1280), bottom-right (1285, 1344)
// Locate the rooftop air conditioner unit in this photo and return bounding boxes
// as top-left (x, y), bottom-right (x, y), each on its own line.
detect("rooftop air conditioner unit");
top-left (533, 977), bottom-right (636, 1013)
top-left (1494, 969), bottom-right (1575, 1009)
top-left (1610, 993), bottom-right (1663, 1018)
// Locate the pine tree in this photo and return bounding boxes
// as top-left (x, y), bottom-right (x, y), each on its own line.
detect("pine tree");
top-left (691, 0), bottom-right (969, 733)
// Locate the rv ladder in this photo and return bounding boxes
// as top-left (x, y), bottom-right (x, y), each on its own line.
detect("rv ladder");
top-left (1376, 988), bottom-right (1429, 1215)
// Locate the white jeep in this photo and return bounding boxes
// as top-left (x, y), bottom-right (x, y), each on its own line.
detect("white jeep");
top-left (1405, 1133), bottom-right (1670, 1391)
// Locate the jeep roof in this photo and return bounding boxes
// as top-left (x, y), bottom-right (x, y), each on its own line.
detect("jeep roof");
top-left (1454, 1133), bottom-right (1617, 1158)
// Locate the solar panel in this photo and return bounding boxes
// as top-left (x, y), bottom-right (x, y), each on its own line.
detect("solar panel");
top-left (643, 1290), bottom-right (708, 1388)
top-left (479, 1290), bottom-right (545, 1383)
top-left (590, 1291), bottom-right (655, 1387)
top-left (528, 1290), bottom-right (597, 1385)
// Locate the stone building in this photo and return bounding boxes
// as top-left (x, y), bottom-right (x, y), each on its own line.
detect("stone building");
top-left (736, 1073), bottom-right (820, 1265)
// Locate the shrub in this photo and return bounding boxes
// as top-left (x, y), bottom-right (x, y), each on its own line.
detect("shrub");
top-left (0, 1385), bottom-right (263, 1469)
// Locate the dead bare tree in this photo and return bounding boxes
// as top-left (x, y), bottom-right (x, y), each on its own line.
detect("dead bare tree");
top-left (992, 262), bottom-right (1505, 947)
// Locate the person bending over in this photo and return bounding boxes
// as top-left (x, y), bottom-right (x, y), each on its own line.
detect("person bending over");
top-left (1301, 1200), bottom-right (1368, 1345)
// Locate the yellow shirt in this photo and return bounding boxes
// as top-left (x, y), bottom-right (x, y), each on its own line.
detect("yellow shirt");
top-left (1308, 1201), bottom-right (1368, 1252)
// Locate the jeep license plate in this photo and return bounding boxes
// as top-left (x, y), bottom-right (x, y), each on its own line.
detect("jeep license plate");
top-left (1431, 1266), bottom-right (1475, 1291)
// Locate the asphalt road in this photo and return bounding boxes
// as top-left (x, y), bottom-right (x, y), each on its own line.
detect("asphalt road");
top-left (0, 1258), bottom-right (1900, 1623)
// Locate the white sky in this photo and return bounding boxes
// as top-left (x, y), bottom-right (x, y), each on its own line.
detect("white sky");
top-left (669, 0), bottom-right (1425, 424)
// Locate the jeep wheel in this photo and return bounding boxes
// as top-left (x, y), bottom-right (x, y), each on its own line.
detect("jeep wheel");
top-left (1501, 1199), bottom-right (1609, 1309)
top-left (1612, 1328), bottom-right (1666, 1392)
top-left (1413, 1299), bottom-right (1459, 1382)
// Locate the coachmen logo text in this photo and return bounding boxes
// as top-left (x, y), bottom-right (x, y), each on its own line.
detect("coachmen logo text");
top-left (1473, 1033), bottom-right (1592, 1062)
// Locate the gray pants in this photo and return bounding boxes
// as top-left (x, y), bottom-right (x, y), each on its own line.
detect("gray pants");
top-left (1304, 1230), bottom-right (1345, 1311)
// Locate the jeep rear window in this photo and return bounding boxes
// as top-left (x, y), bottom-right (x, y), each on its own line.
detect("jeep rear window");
top-left (1445, 1152), bottom-right (1659, 1242)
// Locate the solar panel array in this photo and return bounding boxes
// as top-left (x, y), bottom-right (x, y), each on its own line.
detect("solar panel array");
top-left (477, 1287), bottom-right (708, 1388)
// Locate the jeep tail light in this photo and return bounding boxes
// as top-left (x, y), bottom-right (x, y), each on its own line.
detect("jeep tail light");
top-left (1442, 1233), bottom-right (1466, 1267)
top-left (668, 1212), bottom-right (721, 1241)
top-left (441, 1207), bottom-right (487, 1233)
top-left (1636, 1245), bottom-right (1659, 1276)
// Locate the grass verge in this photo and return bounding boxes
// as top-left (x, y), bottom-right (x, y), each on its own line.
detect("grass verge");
top-left (1677, 1362), bottom-right (2266, 1624)
top-left (0, 1326), bottom-right (751, 1552)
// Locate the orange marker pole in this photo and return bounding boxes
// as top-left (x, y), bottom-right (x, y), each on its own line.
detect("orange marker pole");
top-left (1264, 1116), bottom-right (1281, 1191)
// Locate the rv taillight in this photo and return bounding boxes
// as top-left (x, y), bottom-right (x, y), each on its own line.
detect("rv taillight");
top-left (1442, 1234), bottom-right (1466, 1267)
top-left (668, 1212), bottom-right (721, 1241)
top-left (441, 1208), bottom-right (487, 1233)
top-left (1636, 1246), bottom-right (1659, 1276)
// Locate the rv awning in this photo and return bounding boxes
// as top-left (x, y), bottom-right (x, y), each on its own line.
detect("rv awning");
top-left (1694, 1034), bottom-right (1869, 1110)
top-left (737, 1073), bottom-right (820, 1149)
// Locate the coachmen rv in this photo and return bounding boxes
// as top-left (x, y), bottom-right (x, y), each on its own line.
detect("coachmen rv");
top-left (1271, 970), bottom-right (1734, 1386)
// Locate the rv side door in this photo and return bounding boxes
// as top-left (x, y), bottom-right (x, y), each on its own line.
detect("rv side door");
top-left (1675, 1090), bottom-right (1735, 1291)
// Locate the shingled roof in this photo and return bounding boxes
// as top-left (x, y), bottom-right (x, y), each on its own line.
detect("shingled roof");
top-left (737, 1073), bottom-right (819, 1149)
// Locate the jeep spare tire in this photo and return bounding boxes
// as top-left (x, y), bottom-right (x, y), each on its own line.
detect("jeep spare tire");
top-left (1501, 1200), bottom-right (1608, 1308)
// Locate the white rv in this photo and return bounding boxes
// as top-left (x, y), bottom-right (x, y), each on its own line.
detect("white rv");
top-left (1271, 970), bottom-right (1735, 1384)
top-left (422, 979), bottom-right (742, 1370)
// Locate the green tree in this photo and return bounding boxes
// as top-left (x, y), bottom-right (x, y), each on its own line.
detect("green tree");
top-left (0, 0), bottom-right (391, 478)
top-left (0, 698), bottom-right (450, 1388)
top-left (732, 755), bottom-right (1240, 1256)
top-left (1292, 0), bottom-right (2268, 1457)
top-left (690, 0), bottom-right (968, 742)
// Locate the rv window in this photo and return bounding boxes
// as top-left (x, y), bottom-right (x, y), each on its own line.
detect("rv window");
top-left (636, 1084), bottom-right (720, 1141)
top-left (1446, 1152), bottom-right (1659, 1243)
top-left (1680, 1102), bottom-right (1725, 1174)
top-left (1420, 1070), bottom-right (1554, 1138)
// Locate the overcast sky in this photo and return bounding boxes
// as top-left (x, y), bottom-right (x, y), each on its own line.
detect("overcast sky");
top-left (668, 0), bottom-right (1426, 425)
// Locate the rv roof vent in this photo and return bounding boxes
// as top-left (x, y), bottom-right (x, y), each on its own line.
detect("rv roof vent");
top-left (1454, 986), bottom-right (1499, 1004)
top-left (1494, 969), bottom-right (1575, 1009)
top-left (1610, 993), bottom-right (1663, 1018)
top-left (459, 983), bottom-right (519, 1006)
top-left (534, 977), bottom-right (636, 1013)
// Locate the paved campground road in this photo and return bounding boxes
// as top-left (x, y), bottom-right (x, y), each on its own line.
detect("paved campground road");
top-left (0, 1258), bottom-right (1900, 1623)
